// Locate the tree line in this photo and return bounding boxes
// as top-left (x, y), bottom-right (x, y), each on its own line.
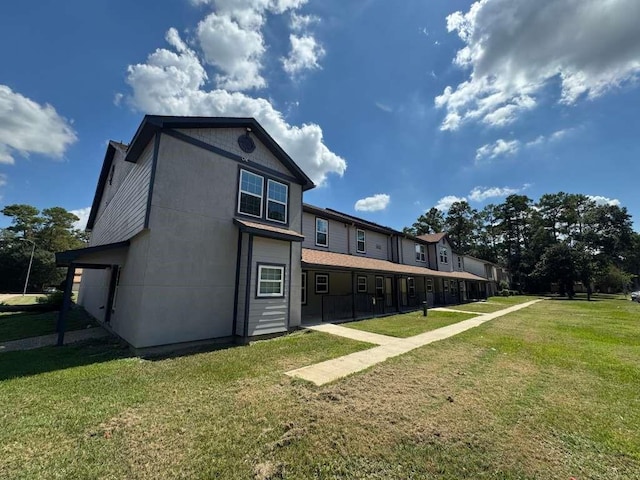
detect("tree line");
top-left (403, 193), bottom-right (640, 297)
top-left (0, 205), bottom-right (88, 293)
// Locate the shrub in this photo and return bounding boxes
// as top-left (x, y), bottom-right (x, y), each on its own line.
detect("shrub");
top-left (501, 290), bottom-right (510, 297)
top-left (37, 291), bottom-right (66, 307)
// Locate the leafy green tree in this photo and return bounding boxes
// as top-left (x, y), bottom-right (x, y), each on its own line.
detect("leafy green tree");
top-left (0, 204), bottom-right (87, 292)
top-left (533, 243), bottom-right (578, 298)
top-left (405, 207), bottom-right (445, 236)
top-left (445, 201), bottom-right (477, 253)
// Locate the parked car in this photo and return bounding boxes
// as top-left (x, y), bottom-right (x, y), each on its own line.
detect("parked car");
top-left (631, 291), bottom-right (640, 303)
top-left (43, 286), bottom-right (57, 294)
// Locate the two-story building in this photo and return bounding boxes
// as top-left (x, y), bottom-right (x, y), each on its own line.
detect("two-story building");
top-left (56, 115), bottom-right (503, 350)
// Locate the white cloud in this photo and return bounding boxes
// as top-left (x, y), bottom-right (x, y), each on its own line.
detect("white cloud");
top-left (196, 12), bottom-right (267, 91)
top-left (0, 85), bottom-right (77, 164)
top-left (475, 139), bottom-right (520, 163)
top-left (525, 128), bottom-right (574, 147)
top-left (436, 0), bottom-right (640, 130)
top-left (124, 29), bottom-right (346, 186)
top-left (282, 34), bottom-right (325, 76)
top-left (587, 195), bottom-right (620, 207)
top-left (70, 207), bottom-right (91, 230)
top-left (434, 195), bottom-right (466, 211)
top-left (290, 12), bottom-right (319, 31)
top-left (192, 0), bottom-right (311, 90)
top-left (469, 185), bottom-right (523, 202)
top-left (0, 173), bottom-right (7, 187)
top-left (354, 193), bottom-right (390, 212)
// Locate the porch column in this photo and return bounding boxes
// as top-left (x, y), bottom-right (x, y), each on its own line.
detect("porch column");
top-left (56, 264), bottom-right (76, 346)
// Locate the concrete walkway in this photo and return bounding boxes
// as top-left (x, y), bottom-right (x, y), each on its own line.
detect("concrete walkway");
top-left (430, 306), bottom-right (487, 314)
top-left (286, 299), bottom-right (543, 385)
top-left (0, 294), bottom-right (21, 302)
top-left (0, 327), bottom-right (111, 353)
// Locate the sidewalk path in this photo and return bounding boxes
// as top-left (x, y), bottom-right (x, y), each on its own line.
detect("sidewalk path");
top-left (286, 299), bottom-right (543, 385)
top-left (0, 294), bottom-right (21, 302)
top-left (0, 327), bottom-right (110, 353)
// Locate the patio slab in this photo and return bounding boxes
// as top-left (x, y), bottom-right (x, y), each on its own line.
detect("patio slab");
top-left (286, 299), bottom-right (544, 385)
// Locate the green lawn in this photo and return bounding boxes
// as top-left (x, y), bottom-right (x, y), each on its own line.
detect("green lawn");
top-left (0, 295), bottom-right (45, 306)
top-left (343, 310), bottom-right (478, 337)
top-left (0, 308), bottom-right (96, 342)
top-left (450, 294), bottom-right (541, 313)
top-left (1, 295), bottom-right (639, 478)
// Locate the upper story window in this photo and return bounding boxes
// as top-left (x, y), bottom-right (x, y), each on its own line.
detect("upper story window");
top-left (440, 248), bottom-right (449, 264)
top-left (458, 257), bottom-right (462, 269)
top-left (316, 218), bottom-right (328, 247)
top-left (237, 169), bottom-right (289, 224)
top-left (356, 229), bottom-right (366, 253)
top-left (266, 179), bottom-right (288, 224)
top-left (238, 169), bottom-right (264, 218)
top-left (415, 244), bottom-right (426, 262)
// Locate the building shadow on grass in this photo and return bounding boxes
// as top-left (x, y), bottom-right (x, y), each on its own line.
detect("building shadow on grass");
top-left (0, 338), bottom-right (132, 381)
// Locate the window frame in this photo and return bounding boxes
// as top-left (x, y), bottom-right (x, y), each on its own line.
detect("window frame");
top-left (315, 217), bottom-right (329, 247)
top-left (426, 279), bottom-right (433, 292)
top-left (444, 280), bottom-right (449, 292)
top-left (458, 256), bottom-right (462, 269)
top-left (440, 248), bottom-right (449, 264)
top-left (237, 169), bottom-right (264, 219)
top-left (408, 277), bottom-right (416, 297)
top-left (415, 244), bottom-right (426, 262)
top-left (375, 276), bottom-right (384, 298)
top-left (256, 264), bottom-right (285, 298)
top-left (356, 229), bottom-right (366, 253)
top-left (266, 179), bottom-right (288, 224)
top-left (357, 275), bottom-right (368, 293)
top-left (315, 273), bottom-right (329, 294)
top-left (301, 271), bottom-right (307, 305)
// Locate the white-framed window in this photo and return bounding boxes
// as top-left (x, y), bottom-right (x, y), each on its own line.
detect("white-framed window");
top-left (316, 218), bottom-right (328, 247)
top-left (408, 277), bottom-right (415, 297)
top-left (375, 276), bottom-right (384, 298)
top-left (315, 273), bottom-right (329, 294)
top-left (301, 272), bottom-right (307, 305)
top-left (266, 179), bottom-right (288, 223)
top-left (238, 169), bottom-right (264, 218)
top-left (356, 229), bottom-right (366, 253)
top-left (450, 280), bottom-right (457, 291)
top-left (357, 275), bottom-right (367, 293)
top-left (458, 256), bottom-right (462, 269)
top-left (426, 279), bottom-right (433, 292)
top-left (444, 280), bottom-right (449, 292)
top-left (257, 264), bottom-right (285, 298)
top-left (415, 244), bottom-right (426, 262)
top-left (440, 248), bottom-right (448, 264)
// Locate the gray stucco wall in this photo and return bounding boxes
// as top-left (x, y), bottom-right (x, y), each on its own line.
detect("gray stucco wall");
top-left (399, 237), bottom-right (430, 268)
top-left (126, 129), bottom-right (303, 348)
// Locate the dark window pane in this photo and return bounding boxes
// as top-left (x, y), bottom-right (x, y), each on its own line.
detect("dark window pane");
top-left (267, 201), bottom-right (286, 222)
top-left (240, 193), bottom-right (261, 216)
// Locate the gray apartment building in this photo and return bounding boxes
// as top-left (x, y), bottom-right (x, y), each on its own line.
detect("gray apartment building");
top-left (57, 115), bottom-right (499, 351)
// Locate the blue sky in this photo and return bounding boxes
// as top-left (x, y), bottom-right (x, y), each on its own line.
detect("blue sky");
top-left (1, 0), bottom-right (639, 231)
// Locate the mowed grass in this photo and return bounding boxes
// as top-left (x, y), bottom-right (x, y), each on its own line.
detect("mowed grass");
top-left (1, 295), bottom-right (45, 306)
top-left (1, 296), bottom-right (639, 479)
top-left (451, 294), bottom-right (541, 313)
top-left (343, 310), bottom-right (478, 337)
top-left (0, 308), bottom-right (96, 342)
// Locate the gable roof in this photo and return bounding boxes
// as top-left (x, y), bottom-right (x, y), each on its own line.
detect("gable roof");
top-left (126, 115), bottom-right (314, 190)
top-left (85, 116), bottom-right (316, 231)
top-left (417, 232), bottom-right (448, 243)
